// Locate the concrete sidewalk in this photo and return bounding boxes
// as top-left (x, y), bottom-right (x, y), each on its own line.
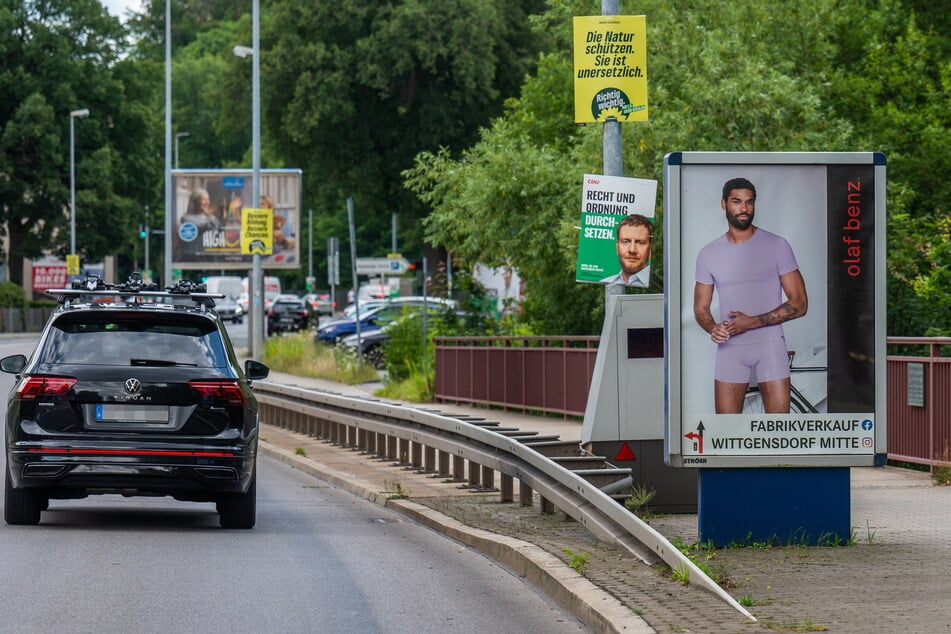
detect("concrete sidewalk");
top-left (256, 369), bottom-right (951, 633)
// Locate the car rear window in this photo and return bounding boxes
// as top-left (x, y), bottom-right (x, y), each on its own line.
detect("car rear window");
top-left (38, 312), bottom-right (229, 367)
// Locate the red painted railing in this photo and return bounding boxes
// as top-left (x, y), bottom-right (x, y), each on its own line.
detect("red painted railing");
top-left (435, 335), bottom-right (951, 468)
top-left (886, 337), bottom-right (951, 472)
top-left (434, 336), bottom-right (599, 418)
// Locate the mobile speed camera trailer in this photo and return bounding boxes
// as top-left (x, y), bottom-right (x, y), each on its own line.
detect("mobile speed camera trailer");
top-left (664, 151), bottom-right (887, 546)
top-left (581, 294), bottom-right (698, 513)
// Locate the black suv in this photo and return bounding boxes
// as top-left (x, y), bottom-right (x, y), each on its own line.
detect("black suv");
top-left (1, 276), bottom-right (269, 528)
top-left (266, 296), bottom-right (309, 335)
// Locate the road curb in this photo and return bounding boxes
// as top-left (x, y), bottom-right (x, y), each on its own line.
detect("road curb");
top-left (260, 440), bottom-right (653, 633)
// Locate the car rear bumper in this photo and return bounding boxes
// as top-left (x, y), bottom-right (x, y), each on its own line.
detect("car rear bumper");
top-left (7, 444), bottom-right (256, 498)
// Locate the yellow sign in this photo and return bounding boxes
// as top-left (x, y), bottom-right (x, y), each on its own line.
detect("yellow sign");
top-left (66, 254), bottom-right (80, 276)
top-left (241, 208), bottom-right (273, 255)
top-left (573, 15), bottom-right (648, 123)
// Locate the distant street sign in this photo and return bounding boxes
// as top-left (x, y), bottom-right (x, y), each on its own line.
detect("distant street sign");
top-left (356, 257), bottom-right (410, 275)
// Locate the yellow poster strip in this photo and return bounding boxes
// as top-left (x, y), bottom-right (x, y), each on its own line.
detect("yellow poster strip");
top-left (573, 15), bottom-right (648, 124)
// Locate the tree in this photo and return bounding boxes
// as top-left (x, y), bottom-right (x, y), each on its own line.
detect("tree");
top-left (260, 0), bottom-right (550, 283)
top-left (408, 0), bottom-right (861, 334)
top-left (0, 0), bottom-right (161, 286)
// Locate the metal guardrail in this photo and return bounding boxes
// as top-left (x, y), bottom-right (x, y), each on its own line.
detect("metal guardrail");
top-left (254, 381), bottom-right (754, 621)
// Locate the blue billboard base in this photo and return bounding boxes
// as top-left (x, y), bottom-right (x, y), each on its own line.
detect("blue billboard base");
top-left (697, 467), bottom-right (850, 547)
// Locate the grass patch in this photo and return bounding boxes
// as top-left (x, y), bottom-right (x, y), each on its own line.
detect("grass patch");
top-left (669, 537), bottom-right (728, 585)
top-left (375, 366), bottom-right (433, 402)
top-left (263, 333), bottom-right (380, 384)
top-left (382, 480), bottom-right (409, 499)
top-left (624, 483), bottom-right (657, 516)
top-left (563, 548), bottom-right (589, 576)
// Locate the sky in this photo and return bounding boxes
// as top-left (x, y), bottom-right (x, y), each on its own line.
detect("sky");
top-left (101, 0), bottom-right (145, 21)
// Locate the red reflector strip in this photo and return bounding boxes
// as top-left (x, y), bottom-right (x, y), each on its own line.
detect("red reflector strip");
top-left (27, 448), bottom-right (235, 457)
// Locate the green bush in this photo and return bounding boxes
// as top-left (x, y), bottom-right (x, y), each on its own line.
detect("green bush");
top-left (0, 282), bottom-right (26, 309)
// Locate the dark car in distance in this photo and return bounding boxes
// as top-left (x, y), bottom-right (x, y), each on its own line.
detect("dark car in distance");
top-left (266, 297), bottom-right (309, 335)
top-left (1, 276), bottom-right (269, 528)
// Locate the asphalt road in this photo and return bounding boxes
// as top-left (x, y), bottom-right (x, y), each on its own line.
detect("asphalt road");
top-left (0, 337), bottom-right (586, 633)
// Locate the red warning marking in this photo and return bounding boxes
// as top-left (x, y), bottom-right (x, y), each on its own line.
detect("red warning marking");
top-left (615, 442), bottom-right (636, 461)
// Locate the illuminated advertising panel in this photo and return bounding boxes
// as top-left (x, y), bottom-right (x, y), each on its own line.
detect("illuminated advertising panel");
top-left (664, 152), bottom-right (887, 468)
top-left (171, 169), bottom-right (301, 270)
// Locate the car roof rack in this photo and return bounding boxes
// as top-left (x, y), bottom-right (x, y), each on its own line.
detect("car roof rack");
top-left (48, 273), bottom-right (225, 309)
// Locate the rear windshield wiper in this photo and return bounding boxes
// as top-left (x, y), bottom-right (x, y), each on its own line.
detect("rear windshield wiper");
top-left (130, 358), bottom-right (198, 367)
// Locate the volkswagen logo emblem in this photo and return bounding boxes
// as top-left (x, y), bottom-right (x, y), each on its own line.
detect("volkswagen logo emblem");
top-left (124, 378), bottom-right (141, 394)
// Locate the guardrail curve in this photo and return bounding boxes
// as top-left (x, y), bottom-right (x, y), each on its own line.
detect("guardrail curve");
top-left (254, 381), bottom-right (754, 622)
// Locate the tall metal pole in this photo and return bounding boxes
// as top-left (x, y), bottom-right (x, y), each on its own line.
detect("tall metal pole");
top-left (602, 0), bottom-right (624, 302)
top-left (391, 212), bottom-right (397, 254)
top-left (347, 197), bottom-right (362, 369)
top-left (144, 205), bottom-right (150, 274)
top-left (308, 208), bottom-right (313, 281)
top-left (69, 115), bottom-right (76, 256)
top-left (163, 0), bottom-right (172, 289)
top-left (68, 109), bottom-right (89, 257)
top-left (249, 0), bottom-right (264, 359)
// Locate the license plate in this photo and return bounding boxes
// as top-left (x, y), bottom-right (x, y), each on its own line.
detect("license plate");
top-left (95, 404), bottom-right (169, 423)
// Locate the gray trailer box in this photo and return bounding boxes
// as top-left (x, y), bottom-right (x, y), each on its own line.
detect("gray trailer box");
top-left (582, 294), bottom-right (696, 512)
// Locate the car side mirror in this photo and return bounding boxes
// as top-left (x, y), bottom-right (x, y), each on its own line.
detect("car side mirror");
top-left (245, 359), bottom-right (270, 381)
top-left (0, 354), bottom-right (27, 374)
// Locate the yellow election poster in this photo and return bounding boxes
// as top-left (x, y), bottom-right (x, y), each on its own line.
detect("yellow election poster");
top-left (573, 15), bottom-right (648, 124)
top-left (241, 208), bottom-right (273, 255)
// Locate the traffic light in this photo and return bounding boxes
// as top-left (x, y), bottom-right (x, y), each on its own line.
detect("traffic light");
top-left (139, 224), bottom-right (147, 239)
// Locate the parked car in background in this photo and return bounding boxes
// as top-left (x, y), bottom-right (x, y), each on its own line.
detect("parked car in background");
top-left (267, 297), bottom-right (309, 335)
top-left (303, 291), bottom-right (334, 317)
top-left (338, 305), bottom-right (467, 368)
top-left (214, 294), bottom-right (244, 323)
top-left (0, 275), bottom-right (269, 528)
top-left (338, 328), bottom-right (388, 368)
top-left (341, 296), bottom-right (457, 319)
top-left (315, 304), bottom-right (410, 344)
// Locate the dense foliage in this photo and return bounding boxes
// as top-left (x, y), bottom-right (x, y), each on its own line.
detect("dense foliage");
top-left (1, 0), bottom-right (947, 337)
top-left (407, 0), bottom-right (951, 336)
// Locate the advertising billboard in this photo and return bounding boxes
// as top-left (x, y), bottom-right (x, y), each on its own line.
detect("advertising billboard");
top-left (664, 152), bottom-right (886, 468)
top-left (171, 169), bottom-right (301, 270)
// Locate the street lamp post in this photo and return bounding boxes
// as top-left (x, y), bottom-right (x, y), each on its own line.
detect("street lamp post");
top-left (233, 0), bottom-right (263, 359)
top-left (69, 108), bottom-right (90, 257)
top-left (174, 132), bottom-right (190, 169)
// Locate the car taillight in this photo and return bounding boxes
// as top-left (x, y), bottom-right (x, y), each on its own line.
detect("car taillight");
top-left (17, 376), bottom-right (78, 400)
top-left (188, 380), bottom-right (246, 406)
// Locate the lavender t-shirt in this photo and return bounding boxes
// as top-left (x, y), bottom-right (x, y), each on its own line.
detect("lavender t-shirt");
top-left (695, 228), bottom-right (799, 344)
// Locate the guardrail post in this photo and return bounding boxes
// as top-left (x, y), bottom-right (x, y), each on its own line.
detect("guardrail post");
top-left (540, 495), bottom-right (555, 514)
top-left (452, 455), bottom-right (466, 482)
top-left (468, 460), bottom-right (481, 488)
top-left (424, 445), bottom-right (436, 473)
top-left (386, 435), bottom-right (398, 461)
top-left (500, 474), bottom-right (513, 502)
top-left (399, 438), bottom-right (410, 464)
top-left (411, 441), bottom-right (423, 469)
top-left (481, 465), bottom-right (496, 491)
top-left (519, 481), bottom-right (533, 507)
top-left (438, 451), bottom-right (450, 478)
top-left (358, 428), bottom-right (368, 452)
